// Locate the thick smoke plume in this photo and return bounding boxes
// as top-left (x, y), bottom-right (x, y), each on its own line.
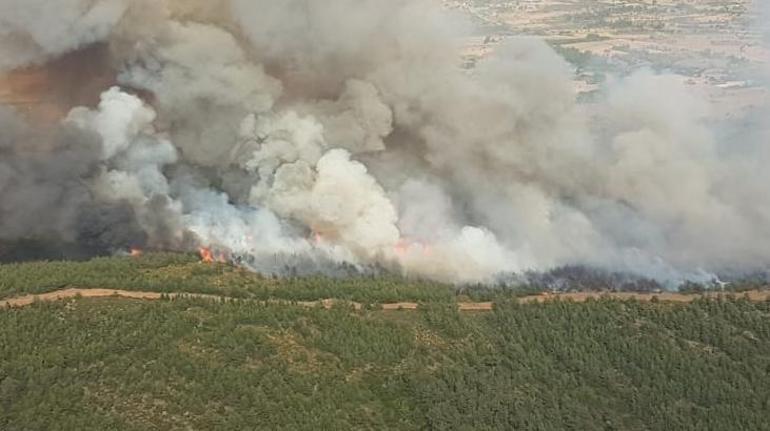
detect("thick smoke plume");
top-left (0, 0), bottom-right (768, 284)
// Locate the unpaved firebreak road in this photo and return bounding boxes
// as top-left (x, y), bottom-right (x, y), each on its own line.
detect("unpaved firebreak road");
top-left (1, 288), bottom-right (768, 311)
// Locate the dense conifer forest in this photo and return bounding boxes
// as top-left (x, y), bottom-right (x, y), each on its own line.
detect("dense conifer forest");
top-left (1, 255), bottom-right (770, 430)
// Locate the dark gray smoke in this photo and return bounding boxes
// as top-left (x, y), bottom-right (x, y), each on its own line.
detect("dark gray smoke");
top-left (0, 96), bottom-right (180, 261)
top-left (0, 108), bottom-right (99, 252)
top-left (0, 0), bottom-right (768, 285)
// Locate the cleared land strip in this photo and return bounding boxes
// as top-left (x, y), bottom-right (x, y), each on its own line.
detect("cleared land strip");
top-left (1, 288), bottom-right (769, 311)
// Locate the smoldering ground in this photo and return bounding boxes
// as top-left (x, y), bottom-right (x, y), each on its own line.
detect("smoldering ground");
top-left (0, 0), bottom-right (768, 285)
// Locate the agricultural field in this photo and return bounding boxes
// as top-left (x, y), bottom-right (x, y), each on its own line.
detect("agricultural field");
top-left (450, 0), bottom-right (769, 117)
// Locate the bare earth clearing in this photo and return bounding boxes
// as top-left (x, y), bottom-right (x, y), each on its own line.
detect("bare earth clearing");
top-left (2, 288), bottom-right (768, 311)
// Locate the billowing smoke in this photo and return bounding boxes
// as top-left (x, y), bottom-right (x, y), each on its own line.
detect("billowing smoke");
top-left (756, 1), bottom-right (770, 85)
top-left (0, 0), bottom-right (768, 284)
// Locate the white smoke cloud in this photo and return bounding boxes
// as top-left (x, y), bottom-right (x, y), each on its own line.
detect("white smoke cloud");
top-left (1, 0), bottom-right (769, 283)
top-left (67, 87), bottom-right (156, 160)
top-left (180, 187), bottom-right (310, 259)
top-left (0, 0), bottom-right (129, 70)
top-left (399, 226), bottom-right (519, 284)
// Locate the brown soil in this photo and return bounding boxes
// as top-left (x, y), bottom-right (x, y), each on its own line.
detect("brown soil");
top-left (1, 288), bottom-right (767, 311)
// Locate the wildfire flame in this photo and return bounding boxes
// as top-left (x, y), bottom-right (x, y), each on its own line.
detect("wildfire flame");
top-left (129, 247), bottom-right (143, 258)
top-left (199, 247), bottom-right (215, 263)
top-left (199, 246), bottom-right (229, 264)
top-left (394, 239), bottom-right (433, 258)
top-left (394, 239), bottom-right (409, 257)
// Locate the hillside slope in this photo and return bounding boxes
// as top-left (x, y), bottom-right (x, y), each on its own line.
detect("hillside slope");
top-left (1, 257), bottom-right (769, 430)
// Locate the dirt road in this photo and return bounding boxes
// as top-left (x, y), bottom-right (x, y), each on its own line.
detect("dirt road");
top-left (1, 288), bottom-right (767, 311)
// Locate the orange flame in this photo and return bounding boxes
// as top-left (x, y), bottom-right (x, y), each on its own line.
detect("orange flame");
top-left (199, 247), bottom-right (215, 263)
top-left (394, 239), bottom-right (433, 258)
top-left (199, 247), bottom-right (229, 264)
top-left (394, 239), bottom-right (409, 257)
top-left (129, 248), bottom-right (143, 258)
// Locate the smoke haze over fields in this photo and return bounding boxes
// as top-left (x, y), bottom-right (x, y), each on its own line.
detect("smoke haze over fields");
top-left (0, 0), bottom-right (768, 284)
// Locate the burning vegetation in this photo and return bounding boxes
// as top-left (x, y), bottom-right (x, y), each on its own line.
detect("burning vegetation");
top-left (0, 0), bottom-right (768, 285)
top-left (198, 247), bottom-right (229, 264)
